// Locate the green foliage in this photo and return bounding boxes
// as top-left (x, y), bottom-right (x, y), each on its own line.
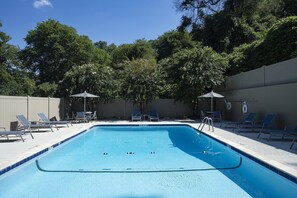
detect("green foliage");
top-left (227, 16), bottom-right (297, 75)
top-left (34, 82), bottom-right (58, 97)
top-left (257, 16), bottom-right (297, 64)
top-left (203, 13), bottom-right (260, 53)
top-left (94, 41), bottom-right (117, 56)
top-left (176, 0), bottom-right (225, 29)
top-left (177, 0), bottom-right (297, 55)
top-left (120, 59), bottom-right (160, 111)
top-left (226, 40), bottom-right (261, 75)
top-left (152, 30), bottom-right (195, 61)
top-left (61, 63), bottom-right (116, 101)
top-left (112, 39), bottom-right (156, 68)
top-left (20, 19), bottom-right (104, 84)
top-left (161, 46), bottom-right (227, 112)
top-left (0, 22), bottom-right (36, 96)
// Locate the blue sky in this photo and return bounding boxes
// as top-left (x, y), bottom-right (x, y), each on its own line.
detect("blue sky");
top-left (0, 0), bottom-right (182, 48)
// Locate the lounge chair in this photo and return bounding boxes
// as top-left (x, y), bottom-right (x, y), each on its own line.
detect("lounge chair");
top-left (132, 109), bottom-right (142, 121)
top-left (149, 110), bottom-right (159, 121)
top-left (0, 127), bottom-right (25, 142)
top-left (200, 110), bottom-right (206, 119)
top-left (222, 112), bottom-right (257, 130)
top-left (290, 136), bottom-right (297, 149)
top-left (75, 112), bottom-right (87, 122)
top-left (212, 111), bottom-right (223, 123)
top-left (235, 114), bottom-right (276, 133)
top-left (258, 126), bottom-right (297, 141)
top-left (16, 114), bottom-right (54, 134)
top-left (38, 113), bottom-right (71, 128)
top-left (89, 111), bottom-right (97, 121)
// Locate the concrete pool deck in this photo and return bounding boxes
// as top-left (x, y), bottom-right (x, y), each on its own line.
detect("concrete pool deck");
top-left (1, 120), bottom-right (297, 179)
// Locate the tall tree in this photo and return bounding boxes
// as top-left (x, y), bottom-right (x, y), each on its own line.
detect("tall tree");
top-left (20, 19), bottom-right (105, 85)
top-left (0, 22), bottom-right (35, 96)
top-left (94, 40), bottom-right (117, 57)
top-left (152, 30), bottom-right (195, 61)
top-left (61, 63), bottom-right (116, 100)
top-left (227, 16), bottom-right (297, 75)
top-left (160, 45), bottom-right (227, 115)
top-left (112, 39), bottom-right (156, 68)
top-left (120, 59), bottom-right (160, 112)
top-left (176, 0), bottom-right (226, 30)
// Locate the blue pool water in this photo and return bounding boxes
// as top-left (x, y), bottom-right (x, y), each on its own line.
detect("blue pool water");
top-left (0, 125), bottom-right (296, 197)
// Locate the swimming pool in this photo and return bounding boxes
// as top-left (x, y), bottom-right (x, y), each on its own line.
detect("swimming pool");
top-left (0, 125), bottom-right (296, 197)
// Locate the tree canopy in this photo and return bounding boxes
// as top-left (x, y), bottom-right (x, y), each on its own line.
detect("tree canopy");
top-left (152, 30), bottom-right (196, 61)
top-left (112, 39), bottom-right (156, 68)
top-left (20, 19), bottom-right (106, 84)
top-left (161, 45), bottom-right (227, 112)
top-left (119, 59), bottom-right (160, 112)
top-left (61, 63), bottom-right (116, 101)
top-left (0, 22), bottom-right (35, 96)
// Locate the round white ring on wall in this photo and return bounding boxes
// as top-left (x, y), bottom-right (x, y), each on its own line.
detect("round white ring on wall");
top-left (226, 102), bottom-right (232, 110)
top-left (242, 101), bottom-right (248, 114)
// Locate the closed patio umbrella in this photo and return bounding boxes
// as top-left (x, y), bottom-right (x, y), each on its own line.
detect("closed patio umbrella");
top-left (71, 91), bottom-right (99, 116)
top-left (199, 90), bottom-right (224, 112)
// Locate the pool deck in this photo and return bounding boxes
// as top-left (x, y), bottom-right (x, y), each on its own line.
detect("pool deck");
top-left (1, 120), bottom-right (297, 179)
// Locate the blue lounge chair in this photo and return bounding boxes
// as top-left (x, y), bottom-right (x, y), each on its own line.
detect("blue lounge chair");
top-left (222, 112), bottom-right (257, 130)
top-left (38, 113), bottom-right (71, 128)
top-left (149, 110), bottom-right (159, 121)
top-left (76, 112), bottom-right (86, 122)
top-left (132, 109), bottom-right (142, 121)
top-left (258, 126), bottom-right (297, 140)
top-left (290, 135), bottom-right (297, 149)
top-left (0, 127), bottom-right (25, 142)
top-left (235, 114), bottom-right (276, 133)
top-left (17, 114), bottom-right (54, 134)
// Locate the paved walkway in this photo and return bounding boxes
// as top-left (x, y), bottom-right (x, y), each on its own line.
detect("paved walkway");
top-left (1, 120), bottom-right (297, 178)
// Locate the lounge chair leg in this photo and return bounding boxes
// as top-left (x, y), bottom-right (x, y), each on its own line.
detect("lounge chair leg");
top-left (20, 135), bottom-right (24, 142)
top-left (27, 128), bottom-right (34, 139)
top-left (28, 131), bottom-right (34, 139)
top-left (290, 138), bottom-right (296, 149)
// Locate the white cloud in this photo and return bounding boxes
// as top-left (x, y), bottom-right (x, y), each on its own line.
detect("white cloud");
top-left (33, 0), bottom-right (53, 9)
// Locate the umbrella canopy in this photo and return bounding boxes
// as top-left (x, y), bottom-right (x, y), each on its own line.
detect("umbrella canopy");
top-left (71, 91), bottom-right (99, 114)
top-left (199, 90), bottom-right (224, 112)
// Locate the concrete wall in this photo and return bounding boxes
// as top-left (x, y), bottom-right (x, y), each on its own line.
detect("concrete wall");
top-left (216, 58), bottom-right (297, 129)
top-left (0, 96), bottom-right (64, 130)
top-left (71, 99), bottom-right (192, 120)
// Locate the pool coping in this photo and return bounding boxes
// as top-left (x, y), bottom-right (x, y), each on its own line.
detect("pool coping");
top-left (1, 123), bottom-right (297, 185)
top-left (193, 125), bottom-right (297, 184)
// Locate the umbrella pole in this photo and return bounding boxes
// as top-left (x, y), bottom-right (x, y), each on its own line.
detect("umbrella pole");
top-left (211, 97), bottom-right (213, 112)
top-left (84, 97), bottom-right (86, 122)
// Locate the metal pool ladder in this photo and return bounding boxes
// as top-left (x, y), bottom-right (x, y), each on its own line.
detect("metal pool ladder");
top-left (198, 117), bottom-right (214, 132)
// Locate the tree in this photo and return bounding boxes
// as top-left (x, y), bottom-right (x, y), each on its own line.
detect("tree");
top-left (227, 16), bottom-right (297, 75)
top-left (120, 59), bottom-right (160, 112)
top-left (203, 13), bottom-right (260, 53)
top-left (152, 30), bottom-right (195, 61)
top-left (175, 0), bottom-right (226, 30)
top-left (160, 45), bottom-right (227, 115)
top-left (112, 39), bottom-right (156, 68)
top-left (61, 63), bottom-right (116, 101)
top-left (0, 22), bottom-right (35, 96)
top-left (176, 0), bottom-right (297, 54)
top-left (20, 19), bottom-right (106, 85)
top-left (34, 82), bottom-right (58, 97)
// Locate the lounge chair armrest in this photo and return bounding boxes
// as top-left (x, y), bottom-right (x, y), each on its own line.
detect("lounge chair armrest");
top-left (254, 120), bottom-right (262, 124)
